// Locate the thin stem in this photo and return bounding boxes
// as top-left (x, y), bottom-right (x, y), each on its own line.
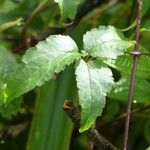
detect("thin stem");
top-left (134, 0), bottom-right (142, 52)
top-left (123, 56), bottom-right (139, 150)
top-left (123, 0), bottom-right (143, 150)
top-left (25, 0), bottom-right (49, 26)
top-left (88, 140), bottom-right (94, 150)
top-left (81, 0), bottom-right (118, 24)
top-left (88, 123), bottom-right (96, 150)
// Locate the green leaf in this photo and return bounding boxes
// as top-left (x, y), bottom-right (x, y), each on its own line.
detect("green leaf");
top-left (0, 47), bottom-right (17, 102)
top-left (83, 26), bottom-right (133, 59)
top-left (144, 121), bottom-right (150, 142)
top-left (109, 76), bottom-right (150, 104)
top-left (75, 59), bottom-right (114, 132)
top-left (146, 146), bottom-right (150, 150)
top-left (142, 0), bottom-right (150, 16)
top-left (141, 20), bottom-right (150, 32)
top-left (54, 0), bottom-right (83, 20)
top-left (27, 65), bottom-right (77, 150)
top-left (3, 35), bottom-right (81, 102)
top-left (105, 54), bottom-right (150, 79)
top-left (140, 28), bottom-right (150, 32)
top-left (0, 46), bottom-right (17, 80)
top-left (0, 97), bottom-right (22, 119)
top-left (120, 20), bottom-right (136, 32)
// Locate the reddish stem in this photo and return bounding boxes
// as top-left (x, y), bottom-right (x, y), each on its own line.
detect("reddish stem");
top-left (123, 0), bottom-right (143, 150)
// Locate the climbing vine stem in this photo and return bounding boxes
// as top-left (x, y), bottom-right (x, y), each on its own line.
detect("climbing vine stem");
top-left (123, 0), bottom-right (143, 150)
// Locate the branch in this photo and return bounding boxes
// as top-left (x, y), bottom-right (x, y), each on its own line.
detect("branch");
top-left (20, 0), bottom-right (51, 38)
top-left (25, 0), bottom-right (50, 26)
top-left (80, 0), bottom-right (118, 24)
top-left (63, 100), bottom-right (119, 150)
top-left (123, 0), bottom-right (143, 150)
top-left (74, 0), bottom-right (105, 24)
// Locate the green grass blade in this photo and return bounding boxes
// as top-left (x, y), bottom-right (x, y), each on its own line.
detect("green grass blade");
top-left (26, 65), bottom-right (77, 150)
top-left (26, 80), bottom-right (57, 150)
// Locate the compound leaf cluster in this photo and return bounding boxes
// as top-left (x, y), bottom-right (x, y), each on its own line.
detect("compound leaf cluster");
top-left (2, 35), bottom-right (81, 102)
top-left (1, 25), bottom-right (147, 132)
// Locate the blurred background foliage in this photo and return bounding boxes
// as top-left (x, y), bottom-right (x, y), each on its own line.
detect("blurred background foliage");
top-left (0, 0), bottom-right (150, 150)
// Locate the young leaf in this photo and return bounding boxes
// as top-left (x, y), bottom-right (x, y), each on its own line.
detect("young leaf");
top-left (75, 59), bottom-right (114, 132)
top-left (83, 26), bottom-right (133, 59)
top-left (3, 35), bottom-right (81, 102)
top-left (54, 0), bottom-right (83, 20)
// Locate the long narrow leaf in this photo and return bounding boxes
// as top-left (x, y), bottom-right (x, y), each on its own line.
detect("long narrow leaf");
top-left (26, 65), bottom-right (77, 150)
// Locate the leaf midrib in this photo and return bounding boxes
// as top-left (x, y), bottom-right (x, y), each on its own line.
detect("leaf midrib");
top-left (7, 52), bottom-right (80, 100)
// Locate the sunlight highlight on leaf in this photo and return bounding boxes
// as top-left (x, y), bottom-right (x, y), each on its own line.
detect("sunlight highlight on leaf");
top-left (75, 59), bottom-right (114, 132)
